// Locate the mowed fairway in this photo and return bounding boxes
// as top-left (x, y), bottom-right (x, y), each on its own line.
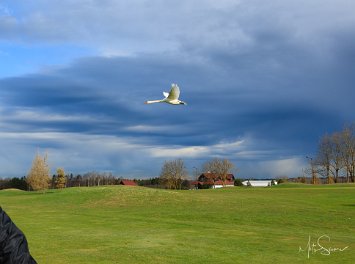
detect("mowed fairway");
top-left (1, 184), bottom-right (354, 263)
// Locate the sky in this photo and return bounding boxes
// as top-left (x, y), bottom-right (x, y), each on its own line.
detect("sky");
top-left (0, 0), bottom-right (354, 179)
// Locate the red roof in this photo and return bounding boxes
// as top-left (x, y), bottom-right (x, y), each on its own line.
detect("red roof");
top-left (190, 181), bottom-right (200, 185)
top-left (214, 180), bottom-right (234, 185)
top-left (120, 179), bottom-right (137, 186)
top-left (191, 180), bottom-right (234, 186)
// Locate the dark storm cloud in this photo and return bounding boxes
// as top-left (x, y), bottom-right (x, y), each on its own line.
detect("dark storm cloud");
top-left (1, 0), bottom-right (355, 178)
top-left (2, 43), bottom-right (351, 156)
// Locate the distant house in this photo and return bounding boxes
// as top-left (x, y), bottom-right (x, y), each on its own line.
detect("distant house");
top-left (120, 179), bottom-right (137, 186)
top-left (242, 180), bottom-right (277, 187)
top-left (192, 173), bottom-right (235, 189)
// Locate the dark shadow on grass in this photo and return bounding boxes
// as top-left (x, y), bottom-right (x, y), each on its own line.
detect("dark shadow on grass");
top-left (342, 204), bottom-right (355, 207)
top-left (31, 191), bottom-right (56, 195)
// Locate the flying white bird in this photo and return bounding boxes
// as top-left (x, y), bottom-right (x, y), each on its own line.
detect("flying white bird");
top-left (145, 84), bottom-right (187, 105)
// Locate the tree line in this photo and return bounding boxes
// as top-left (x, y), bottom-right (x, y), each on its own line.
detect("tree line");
top-left (1, 151), bottom-right (237, 191)
top-left (310, 124), bottom-right (355, 183)
top-left (0, 177), bottom-right (29, 191)
top-left (51, 171), bottom-right (120, 188)
top-left (0, 171), bottom-right (122, 191)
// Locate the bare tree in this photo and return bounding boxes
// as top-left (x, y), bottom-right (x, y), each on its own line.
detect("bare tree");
top-left (306, 156), bottom-right (319, 184)
top-left (314, 124), bottom-right (354, 184)
top-left (316, 134), bottom-right (334, 183)
top-left (330, 132), bottom-right (345, 183)
top-left (341, 124), bottom-right (355, 182)
top-left (160, 159), bottom-right (188, 189)
top-left (26, 152), bottom-right (51, 192)
top-left (203, 158), bottom-right (235, 186)
top-left (192, 166), bottom-right (202, 181)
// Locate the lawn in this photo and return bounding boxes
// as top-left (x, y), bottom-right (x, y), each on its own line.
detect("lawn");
top-left (1, 184), bottom-right (354, 263)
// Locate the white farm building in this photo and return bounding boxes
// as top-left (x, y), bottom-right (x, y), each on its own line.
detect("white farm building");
top-left (242, 180), bottom-right (277, 187)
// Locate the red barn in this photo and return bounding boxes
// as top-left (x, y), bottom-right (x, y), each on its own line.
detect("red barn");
top-left (120, 179), bottom-right (137, 186)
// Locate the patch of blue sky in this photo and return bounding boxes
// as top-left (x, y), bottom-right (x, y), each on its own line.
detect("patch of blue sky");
top-left (0, 43), bottom-right (94, 78)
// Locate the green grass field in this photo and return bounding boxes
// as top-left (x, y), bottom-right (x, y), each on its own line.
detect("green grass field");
top-left (1, 184), bottom-right (354, 263)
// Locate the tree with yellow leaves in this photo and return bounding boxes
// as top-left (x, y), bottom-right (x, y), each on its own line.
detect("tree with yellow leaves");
top-left (26, 152), bottom-right (50, 192)
top-left (56, 168), bottom-right (66, 189)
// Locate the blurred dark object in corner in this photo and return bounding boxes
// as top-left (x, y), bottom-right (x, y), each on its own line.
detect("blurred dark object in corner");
top-left (0, 207), bottom-right (37, 263)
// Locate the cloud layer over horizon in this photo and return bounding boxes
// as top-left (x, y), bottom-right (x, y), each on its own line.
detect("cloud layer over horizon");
top-left (1, 0), bottom-right (354, 178)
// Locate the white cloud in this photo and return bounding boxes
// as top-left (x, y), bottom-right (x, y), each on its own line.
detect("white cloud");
top-left (150, 145), bottom-right (209, 158)
top-left (0, 108), bottom-right (97, 123)
top-left (123, 125), bottom-right (178, 133)
top-left (213, 140), bottom-right (244, 151)
top-left (149, 139), bottom-right (245, 158)
top-left (2, 0), bottom-right (355, 60)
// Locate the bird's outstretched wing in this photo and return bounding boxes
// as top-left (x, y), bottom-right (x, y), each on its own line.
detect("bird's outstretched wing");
top-left (163, 92), bottom-right (169, 98)
top-left (167, 84), bottom-right (180, 100)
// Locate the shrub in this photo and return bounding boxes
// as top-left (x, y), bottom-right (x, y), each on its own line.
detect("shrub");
top-left (234, 179), bottom-right (243, 186)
